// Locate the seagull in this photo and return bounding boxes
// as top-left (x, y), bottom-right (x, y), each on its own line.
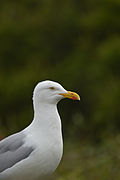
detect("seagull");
top-left (0, 80), bottom-right (80, 180)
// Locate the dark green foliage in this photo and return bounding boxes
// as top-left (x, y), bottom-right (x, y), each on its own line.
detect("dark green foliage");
top-left (0, 0), bottom-right (120, 178)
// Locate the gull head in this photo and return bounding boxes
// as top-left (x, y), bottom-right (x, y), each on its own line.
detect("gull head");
top-left (33, 80), bottom-right (80, 105)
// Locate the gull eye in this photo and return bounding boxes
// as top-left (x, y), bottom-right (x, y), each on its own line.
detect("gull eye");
top-left (49, 86), bottom-right (55, 90)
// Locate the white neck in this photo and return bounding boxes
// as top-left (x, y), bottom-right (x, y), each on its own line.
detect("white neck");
top-left (29, 100), bottom-right (62, 136)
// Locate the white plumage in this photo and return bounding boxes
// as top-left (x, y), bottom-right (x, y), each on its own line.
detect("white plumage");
top-left (0, 80), bottom-right (80, 180)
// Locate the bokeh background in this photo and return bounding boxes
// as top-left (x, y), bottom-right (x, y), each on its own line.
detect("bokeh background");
top-left (0, 0), bottom-right (120, 179)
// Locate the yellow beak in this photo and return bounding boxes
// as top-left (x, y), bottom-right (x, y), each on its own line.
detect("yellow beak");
top-left (59, 91), bottom-right (80, 100)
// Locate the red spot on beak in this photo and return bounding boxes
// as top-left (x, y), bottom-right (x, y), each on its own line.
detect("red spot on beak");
top-left (72, 96), bottom-right (77, 100)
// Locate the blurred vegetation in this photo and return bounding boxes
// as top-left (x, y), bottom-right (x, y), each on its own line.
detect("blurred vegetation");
top-left (0, 0), bottom-right (120, 179)
top-left (50, 135), bottom-right (120, 180)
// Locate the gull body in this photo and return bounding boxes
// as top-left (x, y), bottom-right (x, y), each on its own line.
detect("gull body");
top-left (0, 80), bottom-right (80, 180)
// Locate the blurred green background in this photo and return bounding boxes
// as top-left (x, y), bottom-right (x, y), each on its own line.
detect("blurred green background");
top-left (0, 0), bottom-right (120, 179)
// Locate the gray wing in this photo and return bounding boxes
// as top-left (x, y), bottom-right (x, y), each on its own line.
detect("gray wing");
top-left (0, 132), bottom-right (34, 173)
